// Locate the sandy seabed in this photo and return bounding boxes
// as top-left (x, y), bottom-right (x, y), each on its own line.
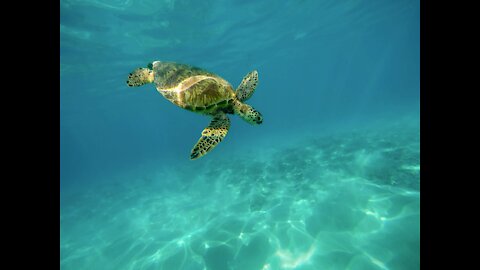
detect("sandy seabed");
top-left (61, 122), bottom-right (419, 270)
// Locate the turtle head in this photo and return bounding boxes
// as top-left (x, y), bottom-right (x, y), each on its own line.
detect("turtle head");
top-left (246, 108), bottom-right (263, 125)
top-left (126, 66), bottom-right (154, 87)
top-left (233, 99), bottom-right (263, 125)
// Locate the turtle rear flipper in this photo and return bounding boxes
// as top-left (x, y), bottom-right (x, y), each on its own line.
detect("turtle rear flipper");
top-left (235, 70), bottom-right (258, 101)
top-left (127, 68), bottom-right (154, 87)
top-left (190, 112), bottom-right (231, 160)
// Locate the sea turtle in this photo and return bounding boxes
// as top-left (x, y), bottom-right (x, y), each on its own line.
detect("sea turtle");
top-left (126, 61), bottom-right (263, 160)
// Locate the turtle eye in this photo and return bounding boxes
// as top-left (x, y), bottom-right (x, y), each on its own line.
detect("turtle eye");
top-left (147, 62), bottom-right (153, 70)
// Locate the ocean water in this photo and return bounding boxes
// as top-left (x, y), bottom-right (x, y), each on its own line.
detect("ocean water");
top-left (60, 0), bottom-right (420, 269)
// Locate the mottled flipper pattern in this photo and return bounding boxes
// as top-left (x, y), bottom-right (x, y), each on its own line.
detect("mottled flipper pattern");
top-left (127, 68), bottom-right (154, 87)
top-left (190, 112), bottom-right (230, 160)
top-left (235, 70), bottom-right (258, 101)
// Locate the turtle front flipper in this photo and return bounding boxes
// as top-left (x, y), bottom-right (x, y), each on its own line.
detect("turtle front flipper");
top-left (190, 112), bottom-right (230, 160)
top-left (235, 70), bottom-right (258, 101)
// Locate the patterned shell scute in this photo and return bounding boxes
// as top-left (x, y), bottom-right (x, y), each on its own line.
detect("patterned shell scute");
top-left (153, 62), bottom-right (235, 113)
top-left (181, 78), bottom-right (232, 106)
top-left (153, 62), bottom-right (214, 90)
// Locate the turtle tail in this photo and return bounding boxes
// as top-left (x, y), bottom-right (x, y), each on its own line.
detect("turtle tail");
top-left (127, 68), bottom-right (154, 87)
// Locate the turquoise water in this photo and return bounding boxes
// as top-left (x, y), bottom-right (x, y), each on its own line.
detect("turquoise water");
top-left (60, 0), bottom-right (420, 269)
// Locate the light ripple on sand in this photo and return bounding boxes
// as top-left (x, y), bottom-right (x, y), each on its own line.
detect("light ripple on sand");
top-left (60, 122), bottom-right (419, 270)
